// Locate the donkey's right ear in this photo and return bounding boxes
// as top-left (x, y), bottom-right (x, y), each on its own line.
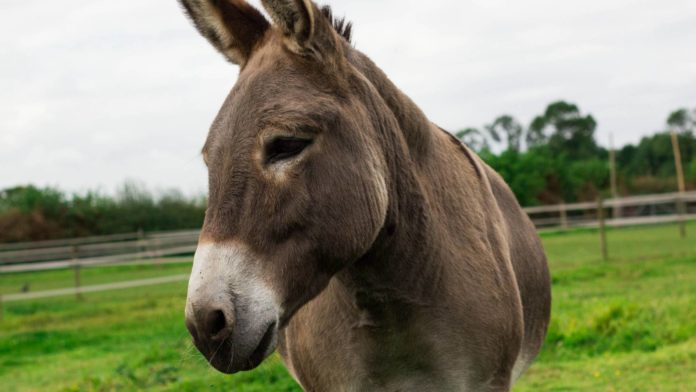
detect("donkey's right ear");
top-left (179, 0), bottom-right (270, 66)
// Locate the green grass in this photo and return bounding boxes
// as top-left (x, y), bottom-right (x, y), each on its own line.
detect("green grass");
top-left (1, 222), bottom-right (695, 391)
top-left (516, 222), bottom-right (696, 391)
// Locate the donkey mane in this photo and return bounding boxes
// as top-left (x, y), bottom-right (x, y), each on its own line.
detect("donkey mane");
top-left (320, 5), bottom-right (352, 43)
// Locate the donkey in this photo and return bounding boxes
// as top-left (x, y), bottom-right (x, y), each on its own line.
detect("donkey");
top-left (180, 1), bottom-right (551, 391)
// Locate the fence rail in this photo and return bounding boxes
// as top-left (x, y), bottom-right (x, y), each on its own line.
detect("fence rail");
top-left (2, 191), bottom-right (694, 271)
top-left (0, 231), bottom-right (199, 270)
top-left (0, 230), bottom-right (200, 252)
top-left (1, 274), bottom-right (189, 302)
top-left (0, 232), bottom-right (142, 252)
top-left (0, 229), bottom-right (199, 308)
top-left (0, 191), bottom-right (693, 305)
top-left (523, 191), bottom-right (696, 229)
top-left (0, 246), bottom-right (196, 273)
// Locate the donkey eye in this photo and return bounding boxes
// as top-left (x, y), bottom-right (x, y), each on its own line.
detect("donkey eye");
top-left (265, 137), bottom-right (312, 164)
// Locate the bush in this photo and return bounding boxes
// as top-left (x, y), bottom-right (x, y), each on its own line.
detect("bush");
top-left (0, 182), bottom-right (206, 243)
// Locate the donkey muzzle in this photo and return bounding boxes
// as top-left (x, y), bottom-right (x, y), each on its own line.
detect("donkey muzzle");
top-left (185, 242), bottom-right (280, 373)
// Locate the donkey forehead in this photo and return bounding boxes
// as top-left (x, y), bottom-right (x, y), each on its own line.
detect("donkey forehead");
top-left (206, 74), bottom-right (347, 150)
top-left (228, 35), bottom-right (349, 113)
top-left (206, 86), bottom-right (341, 149)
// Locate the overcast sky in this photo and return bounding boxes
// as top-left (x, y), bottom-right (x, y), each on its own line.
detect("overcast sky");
top-left (1, 0), bottom-right (695, 194)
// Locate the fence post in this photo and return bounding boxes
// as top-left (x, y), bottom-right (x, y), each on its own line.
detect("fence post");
top-left (560, 202), bottom-right (569, 229)
top-left (154, 236), bottom-right (163, 268)
top-left (137, 228), bottom-right (146, 257)
top-left (72, 245), bottom-right (83, 301)
top-left (598, 197), bottom-right (608, 261)
top-left (676, 194), bottom-right (687, 239)
top-left (609, 133), bottom-right (621, 219)
top-left (138, 228), bottom-right (146, 265)
top-left (671, 131), bottom-right (687, 239)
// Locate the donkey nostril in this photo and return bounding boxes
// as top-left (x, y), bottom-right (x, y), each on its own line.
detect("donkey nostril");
top-left (205, 309), bottom-right (229, 339)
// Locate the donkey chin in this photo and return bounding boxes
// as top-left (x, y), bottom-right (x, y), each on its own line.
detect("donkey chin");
top-left (184, 242), bottom-right (281, 374)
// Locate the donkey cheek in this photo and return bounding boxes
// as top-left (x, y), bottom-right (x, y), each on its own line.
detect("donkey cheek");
top-left (275, 265), bottom-right (335, 323)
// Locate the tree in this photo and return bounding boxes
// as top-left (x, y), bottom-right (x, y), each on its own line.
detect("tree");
top-left (667, 108), bottom-right (695, 134)
top-left (456, 127), bottom-right (489, 151)
top-left (485, 115), bottom-right (525, 152)
top-left (617, 131), bottom-right (696, 181)
top-left (689, 159), bottom-right (696, 182)
top-left (527, 116), bottom-right (548, 148)
top-left (528, 101), bottom-right (599, 160)
top-left (481, 147), bottom-right (553, 206)
top-left (0, 183), bottom-right (206, 243)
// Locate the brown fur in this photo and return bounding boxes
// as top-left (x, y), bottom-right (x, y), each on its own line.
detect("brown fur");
top-left (181, 1), bottom-right (551, 390)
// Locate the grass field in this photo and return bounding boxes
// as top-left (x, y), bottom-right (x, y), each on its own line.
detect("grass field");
top-left (1, 222), bottom-right (695, 391)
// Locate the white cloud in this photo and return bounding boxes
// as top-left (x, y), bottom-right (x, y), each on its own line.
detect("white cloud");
top-left (1, 0), bottom-right (695, 193)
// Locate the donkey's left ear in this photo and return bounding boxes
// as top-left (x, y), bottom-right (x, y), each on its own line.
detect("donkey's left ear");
top-left (179, 0), bottom-right (270, 66)
top-left (261, 0), bottom-right (338, 56)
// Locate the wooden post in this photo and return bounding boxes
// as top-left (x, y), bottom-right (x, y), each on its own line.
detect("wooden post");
top-left (72, 245), bottom-right (83, 301)
top-left (560, 203), bottom-right (569, 229)
top-left (137, 228), bottom-right (146, 257)
top-left (154, 237), bottom-right (163, 269)
top-left (670, 131), bottom-right (687, 238)
top-left (0, 260), bottom-right (3, 321)
top-left (598, 197), bottom-right (608, 261)
top-left (609, 133), bottom-right (621, 218)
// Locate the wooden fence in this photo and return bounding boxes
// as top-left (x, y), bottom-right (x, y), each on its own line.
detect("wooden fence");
top-left (0, 191), bottom-right (694, 305)
top-left (0, 230), bottom-right (199, 273)
top-left (0, 230), bottom-right (199, 308)
top-left (524, 191), bottom-right (696, 230)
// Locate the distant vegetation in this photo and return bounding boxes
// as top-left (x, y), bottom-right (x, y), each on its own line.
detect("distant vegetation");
top-left (1, 102), bottom-right (695, 243)
top-left (0, 182), bottom-right (205, 243)
top-left (458, 103), bottom-right (696, 206)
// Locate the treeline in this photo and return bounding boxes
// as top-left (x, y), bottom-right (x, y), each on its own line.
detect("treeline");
top-left (458, 102), bottom-right (696, 206)
top-left (0, 182), bottom-right (205, 243)
top-left (2, 101), bottom-right (695, 242)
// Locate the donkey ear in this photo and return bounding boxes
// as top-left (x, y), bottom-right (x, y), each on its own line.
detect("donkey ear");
top-left (179, 0), bottom-right (270, 65)
top-left (261, 0), bottom-right (335, 53)
top-left (261, 0), bottom-right (314, 43)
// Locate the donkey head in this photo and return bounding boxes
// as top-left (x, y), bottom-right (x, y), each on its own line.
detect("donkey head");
top-left (181, 0), bottom-right (391, 373)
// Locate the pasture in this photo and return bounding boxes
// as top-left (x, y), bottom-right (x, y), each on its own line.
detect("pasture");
top-left (1, 222), bottom-right (695, 391)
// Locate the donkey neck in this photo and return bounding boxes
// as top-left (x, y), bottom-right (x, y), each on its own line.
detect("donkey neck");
top-left (336, 49), bottom-right (466, 313)
top-left (347, 49), bottom-right (434, 161)
top-left (338, 43), bottom-right (500, 315)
